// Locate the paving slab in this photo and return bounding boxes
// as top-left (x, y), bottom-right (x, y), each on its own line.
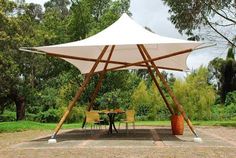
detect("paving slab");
top-left (1, 126), bottom-right (236, 158)
top-left (11, 126), bottom-right (236, 150)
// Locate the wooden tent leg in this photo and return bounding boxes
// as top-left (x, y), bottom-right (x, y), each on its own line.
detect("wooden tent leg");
top-left (82, 45), bottom-right (115, 128)
top-left (81, 72), bottom-right (105, 128)
top-left (139, 44), bottom-right (199, 138)
top-left (88, 73), bottom-right (105, 111)
top-left (137, 45), bottom-right (174, 115)
top-left (50, 46), bottom-right (109, 140)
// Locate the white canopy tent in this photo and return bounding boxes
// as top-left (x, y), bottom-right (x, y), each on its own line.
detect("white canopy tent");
top-left (23, 13), bottom-right (202, 74)
top-left (20, 13), bottom-right (204, 143)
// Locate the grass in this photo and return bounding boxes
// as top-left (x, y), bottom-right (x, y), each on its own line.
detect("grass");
top-left (192, 120), bottom-right (236, 127)
top-left (0, 120), bottom-right (235, 133)
top-left (0, 121), bottom-right (82, 133)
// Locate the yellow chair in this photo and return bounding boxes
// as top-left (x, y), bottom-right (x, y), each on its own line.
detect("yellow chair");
top-left (119, 110), bottom-right (135, 133)
top-left (84, 111), bottom-right (103, 132)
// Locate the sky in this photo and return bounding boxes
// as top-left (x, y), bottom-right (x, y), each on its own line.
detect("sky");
top-left (25, 0), bottom-right (228, 77)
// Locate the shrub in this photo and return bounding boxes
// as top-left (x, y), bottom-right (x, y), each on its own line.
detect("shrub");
top-left (0, 110), bottom-right (16, 122)
top-left (25, 113), bottom-right (38, 121)
top-left (58, 106), bottom-right (85, 123)
top-left (135, 115), bottom-right (149, 121)
top-left (96, 90), bottom-right (122, 110)
top-left (157, 107), bottom-right (171, 120)
top-left (131, 81), bottom-right (152, 119)
top-left (225, 91), bottom-right (236, 106)
top-left (211, 104), bottom-right (225, 120)
top-left (211, 103), bottom-right (236, 120)
top-left (173, 67), bottom-right (216, 120)
top-left (37, 109), bottom-right (60, 123)
top-left (224, 103), bottom-right (236, 119)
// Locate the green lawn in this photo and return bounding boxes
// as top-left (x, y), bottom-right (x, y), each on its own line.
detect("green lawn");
top-left (132, 120), bottom-right (236, 127)
top-left (0, 120), bottom-right (235, 133)
top-left (0, 121), bottom-right (82, 133)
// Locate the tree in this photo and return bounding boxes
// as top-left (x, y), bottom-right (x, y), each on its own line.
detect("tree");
top-left (0, 0), bottom-right (70, 120)
top-left (162, 0), bottom-right (236, 47)
top-left (44, 0), bottom-right (70, 18)
top-left (208, 47), bottom-right (236, 103)
top-left (42, 0), bottom-right (71, 44)
top-left (24, 3), bottom-right (43, 20)
top-left (68, 0), bottom-right (131, 40)
top-left (131, 80), bottom-right (151, 119)
top-left (0, 0), bottom-right (27, 120)
top-left (67, 0), bottom-right (132, 104)
top-left (0, 54), bottom-right (19, 113)
top-left (148, 80), bottom-right (170, 120)
top-left (221, 47), bottom-right (236, 102)
top-left (173, 67), bottom-right (216, 120)
top-left (0, 0), bottom-right (133, 122)
top-left (131, 76), bottom-right (172, 120)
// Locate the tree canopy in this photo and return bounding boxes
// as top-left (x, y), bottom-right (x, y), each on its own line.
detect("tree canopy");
top-left (0, 0), bottom-right (131, 120)
top-left (0, 0), bottom-right (235, 123)
top-left (162, 0), bottom-right (236, 46)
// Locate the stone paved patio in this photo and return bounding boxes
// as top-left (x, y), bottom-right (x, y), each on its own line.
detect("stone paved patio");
top-left (11, 126), bottom-right (236, 149)
top-left (1, 126), bottom-right (236, 158)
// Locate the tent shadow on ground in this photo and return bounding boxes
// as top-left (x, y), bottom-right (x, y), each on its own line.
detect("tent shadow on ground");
top-left (31, 128), bottom-right (183, 143)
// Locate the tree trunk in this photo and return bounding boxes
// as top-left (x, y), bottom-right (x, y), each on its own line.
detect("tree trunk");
top-left (10, 89), bottom-right (25, 120)
top-left (15, 96), bottom-right (25, 120)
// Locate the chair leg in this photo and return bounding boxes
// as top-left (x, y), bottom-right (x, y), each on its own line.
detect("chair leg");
top-left (126, 122), bottom-right (128, 134)
top-left (85, 124), bottom-right (87, 134)
top-left (133, 122), bottom-right (135, 133)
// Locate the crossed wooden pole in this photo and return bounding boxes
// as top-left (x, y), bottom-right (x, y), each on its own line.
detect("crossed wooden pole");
top-left (50, 44), bottom-right (199, 140)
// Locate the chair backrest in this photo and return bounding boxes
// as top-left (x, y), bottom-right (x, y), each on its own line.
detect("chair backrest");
top-left (86, 111), bottom-right (100, 123)
top-left (126, 110), bottom-right (135, 122)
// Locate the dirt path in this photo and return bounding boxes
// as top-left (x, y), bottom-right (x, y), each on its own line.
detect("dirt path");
top-left (0, 126), bottom-right (236, 158)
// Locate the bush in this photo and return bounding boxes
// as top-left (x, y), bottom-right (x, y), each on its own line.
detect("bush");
top-left (136, 115), bottom-right (149, 121)
top-left (37, 109), bottom-right (60, 123)
top-left (211, 104), bottom-right (225, 120)
top-left (211, 103), bottom-right (236, 120)
top-left (224, 103), bottom-right (236, 119)
top-left (96, 90), bottom-right (122, 110)
top-left (131, 81), bottom-right (152, 120)
top-left (58, 106), bottom-right (85, 123)
top-left (0, 110), bottom-right (16, 122)
top-left (173, 67), bottom-right (216, 120)
top-left (157, 107), bottom-right (171, 121)
top-left (225, 91), bottom-right (236, 106)
top-left (25, 113), bottom-right (38, 121)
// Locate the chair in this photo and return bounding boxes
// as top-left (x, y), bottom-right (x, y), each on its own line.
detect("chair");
top-left (119, 110), bottom-right (135, 133)
top-left (84, 111), bottom-right (103, 133)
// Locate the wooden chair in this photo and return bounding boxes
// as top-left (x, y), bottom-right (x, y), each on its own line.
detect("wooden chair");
top-left (84, 111), bottom-right (103, 133)
top-left (119, 110), bottom-right (135, 133)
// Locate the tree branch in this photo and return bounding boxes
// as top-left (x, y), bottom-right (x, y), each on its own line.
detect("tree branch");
top-left (201, 13), bottom-right (236, 47)
top-left (211, 22), bottom-right (235, 27)
top-left (210, 5), bottom-right (236, 24)
top-left (219, 8), bottom-right (229, 18)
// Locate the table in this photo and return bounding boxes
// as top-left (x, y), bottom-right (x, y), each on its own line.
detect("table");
top-left (100, 110), bottom-right (125, 134)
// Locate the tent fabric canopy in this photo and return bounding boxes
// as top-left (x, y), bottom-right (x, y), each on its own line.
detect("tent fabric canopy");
top-left (22, 13), bottom-right (203, 140)
top-left (32, 13), bottom-right (202, 74)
